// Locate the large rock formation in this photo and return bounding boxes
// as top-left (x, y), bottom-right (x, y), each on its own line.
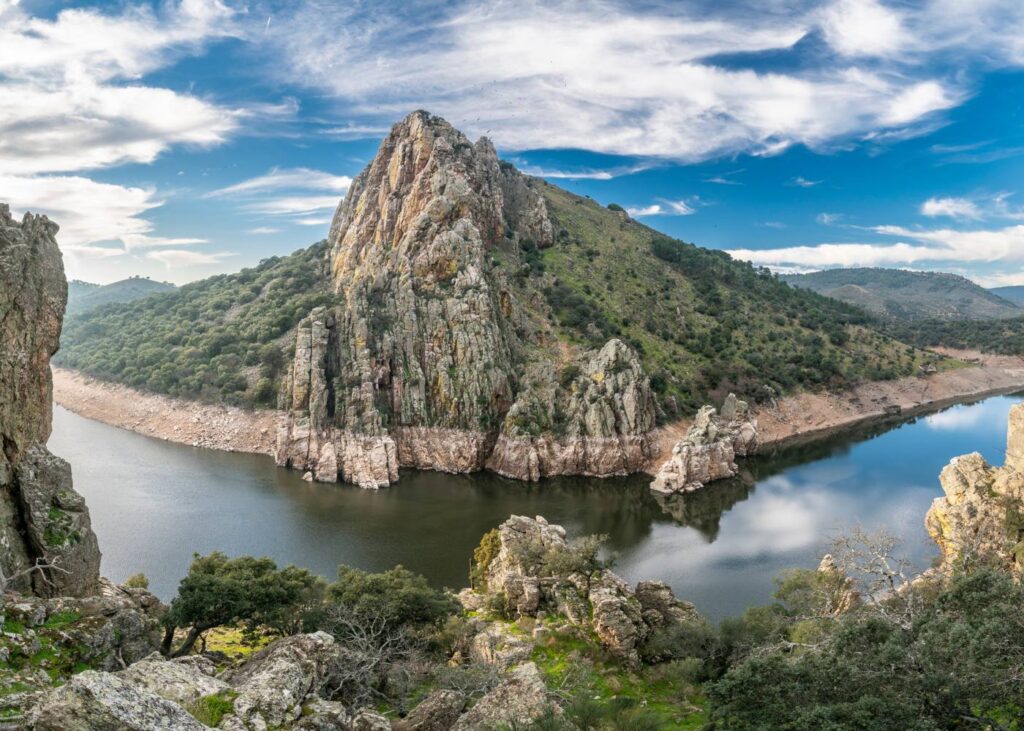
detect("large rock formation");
top-left (463, 515), bottom-right (699, 666)
top-left (926, 403), bottom-right (1024, 573)
top-left (0, 204), bottom-right (100, 596)
top-left (276, 111), bottom-right (655, 487)
top-left (650, 393), bottom-right (759, 494)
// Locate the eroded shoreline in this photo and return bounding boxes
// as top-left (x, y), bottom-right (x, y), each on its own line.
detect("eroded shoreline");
top-left (54, 350), bottom-right (1024, 477)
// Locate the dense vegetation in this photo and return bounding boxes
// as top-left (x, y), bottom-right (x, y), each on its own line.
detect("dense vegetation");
top-left (505, 185), bottom-right (931, 415)
top-left (782, 267), bottom-right (1022, 322)
top-left (67, 276), bottom-right (176, 316)
top-left (890, 316), bottom-right (1024, 355)
top-left (140, 524), bottom-right (1024, 730)
top-left (56, 243), bottom-right (332, 407)
top-left (56, 178), bottom-right (938, 419)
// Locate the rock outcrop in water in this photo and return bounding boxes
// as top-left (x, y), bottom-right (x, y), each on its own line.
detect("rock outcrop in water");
top-left (0, 204), bottom-right (100, 597)
top-left (650, 393), bottom-right (759, 494)
top-left (276, 111), bottom-right (655, 487)
top-left (926, 403), bottom-right (1024, 574)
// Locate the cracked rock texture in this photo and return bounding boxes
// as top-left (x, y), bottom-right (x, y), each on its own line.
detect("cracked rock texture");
top-left (277, 111), bottom-right (655, 487)
top-left (650, 393), bottom-right (759, 495)
top-left (0, 204), bottom-right (100, 596)
top-left (926, 403), bottom-right (1024, 574)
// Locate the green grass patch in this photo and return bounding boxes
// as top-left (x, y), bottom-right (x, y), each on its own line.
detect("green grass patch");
top-left (188, 690), bottom-right (238, 726)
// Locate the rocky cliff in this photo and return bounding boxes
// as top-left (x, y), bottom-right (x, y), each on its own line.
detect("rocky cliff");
top-left (276, 111), bottom-right (656, 487)
top-left (0, 205), bottom-right (100, 596)
top-left (926, 403), bottom-right (1024, 573)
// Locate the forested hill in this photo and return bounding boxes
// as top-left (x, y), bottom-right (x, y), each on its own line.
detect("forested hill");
top-left (989, 285), bottom-right (1024, 306)
top-left (67, 276), bottom-right (177, 315)
top-left (782, 267), bottom-right (1022, 321)
top-left (55, 173), bottom-right (936, 419)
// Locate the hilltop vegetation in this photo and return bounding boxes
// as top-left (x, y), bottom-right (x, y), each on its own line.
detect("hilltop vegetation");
top-left (67, 276), bottom-right (176, 315)
top-left (56, 175), bottom-right (935, 419)
top-left (55, 243), bottom-right (332, 406)
top-left (888, 315), bottom-right (1024, 355)
top-left (782, 267), bottom-right (1022, 321)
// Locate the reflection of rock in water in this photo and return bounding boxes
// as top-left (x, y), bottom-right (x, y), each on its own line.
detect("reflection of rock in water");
top-left (653, 467), bottom-right (756, 541)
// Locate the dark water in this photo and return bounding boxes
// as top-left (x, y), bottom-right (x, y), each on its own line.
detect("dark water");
top-left (48, 394), bottom-right (1021, 620)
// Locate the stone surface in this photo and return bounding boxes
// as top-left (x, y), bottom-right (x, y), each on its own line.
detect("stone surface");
top-left (650, 394), bottom-right (759, 495)
top-left (276, 112), bottom-right (656, 488)
top-left (926, 404), bottom-right (1024, 573)
top-left (468, 622), bottom-right (533, 669)
top-left (220, 631), bottom-right (351, 729)
top-left (117, 653), bottom-right (228, 707)
top-left (0, 204), bottom-right (101, 597)
top-left (28, 670), bottom-right (207, 731)
top-left (451, 662), bottom-right (550, 731)
top-left (392, 690), bottom-right (466, 731)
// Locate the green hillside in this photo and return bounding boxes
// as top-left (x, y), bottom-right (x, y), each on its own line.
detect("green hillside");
top-left (55, 176), bottom-right (938, 418)
top-left (67, 276), bottom-right (177, 315)
top-left (782, 268), bottom-right (1021, 321)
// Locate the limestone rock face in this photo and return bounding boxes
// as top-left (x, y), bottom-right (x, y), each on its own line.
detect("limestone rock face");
top-left (28, 670), bottom-right (208, 731)
top-left (0, 205), bottom-right (100, 596)
top-left (926, 404), bottom-right (1024, 573)
top-left (451, 662), bottom-right (551, 731)
top-left (276, 112), bottom-right (656, 487)
top-left (467, 515), bottom-right (697, 665)
top-left (650, 393), bottom-right (759, 495)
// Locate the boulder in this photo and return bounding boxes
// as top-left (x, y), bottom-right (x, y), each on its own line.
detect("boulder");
top-left (117, 653), bottom-right (229, 708)
top-left (392, 690), bottom-right (466, 731)
top-left (28, 670), bottom-right (207, 730)
top-left (451, 662), bottom-right (551, 730)
top-left (468, 622), bottom-right (533, 669)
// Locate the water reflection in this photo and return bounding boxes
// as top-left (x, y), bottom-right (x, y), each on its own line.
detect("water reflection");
top-left (48, 392), bottom-right (1022, 620)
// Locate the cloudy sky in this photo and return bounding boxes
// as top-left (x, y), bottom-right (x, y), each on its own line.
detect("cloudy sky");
top-left (4, 0), bottom-right (1024, 286)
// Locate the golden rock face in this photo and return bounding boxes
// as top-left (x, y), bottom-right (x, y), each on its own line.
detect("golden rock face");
top-left (926, 404), bottom-right (1024, 573)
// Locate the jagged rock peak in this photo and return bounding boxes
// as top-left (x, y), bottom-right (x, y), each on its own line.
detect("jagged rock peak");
top-left (926, 403), bottom-right (1024, 574)
top-left (1, 204), bottom-right (101, 596)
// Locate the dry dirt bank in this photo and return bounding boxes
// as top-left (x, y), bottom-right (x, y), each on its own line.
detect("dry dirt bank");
top-left (649, 350), bottom-right (1024, 470)
top-left (52, 367), bottom-right (277, 455)
top-left (55, 353), bottom-right (1024, 475)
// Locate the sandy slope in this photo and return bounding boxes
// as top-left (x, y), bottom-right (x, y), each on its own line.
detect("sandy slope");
top-left (54, 351), bottom-right (1024, 474)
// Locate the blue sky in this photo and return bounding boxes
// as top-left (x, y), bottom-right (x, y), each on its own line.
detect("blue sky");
top-left (3, 0), bottom-right (1024, 286)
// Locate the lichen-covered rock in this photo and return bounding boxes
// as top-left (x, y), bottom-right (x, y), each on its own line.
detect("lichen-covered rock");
top-left (926, 404), bottom-right (1024, 573)
top-left (468, 622), bottom-right (533, 669)
top-left (28, 670), bottom-right (207, 731)
top-left (650, 393), bottom-right (759, 495)
top-left (634, 580), bottom-right (699, 628)
top-left (276, 112), bottom-right (656, 488)
top-left (0, 204), bottom-right (101, 596)
top-left (392, 689), bottom-right (466, 731)
top-left (117, 653), bottom-right (228, 708)
top-left (451, 662), bottom-right (551, 730)
top-left (219, 631), bottom-right (351, 730)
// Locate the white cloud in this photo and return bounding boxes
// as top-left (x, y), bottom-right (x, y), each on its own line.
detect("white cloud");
top-left (208, 168), bottom-right (351, 197)
top-left (267, 1), bottom-right (971, 162)
top-left (819, 0), bottom-right (908, 57)
top-left (245, 196), bottom-right (340, 216)
top-left (247, 227), bottom-right (281, 235)
top-left (729, 223), bottom-right (1024, 269)
top-left (146, 250), bottom-right (236, 267)
top-left (0, 1), bottom-right (242, 174)
top-left (293, 217), bottom-right (332, 226)
top-left (817, 212), bottom-right (843, 224)
top-left (921, 196), bottom-right (982, 219)
top-left (627, 199), bottom-right (697, 217)
top-left (790, 176), bottom-right (821, 187)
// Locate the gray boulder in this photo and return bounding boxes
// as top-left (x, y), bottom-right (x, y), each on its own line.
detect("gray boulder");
top-left (393, 690), bottom-right (466, 731)
top-left (452, 662), bottom-right (551, 730)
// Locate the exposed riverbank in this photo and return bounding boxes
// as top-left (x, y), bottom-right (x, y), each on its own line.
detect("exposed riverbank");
top-left (650, 350), bottom-right (1024, 466)
top-left (52, 367), bottom-right (277, 455)
top-left (54, 351), bottom-right (1024, 474)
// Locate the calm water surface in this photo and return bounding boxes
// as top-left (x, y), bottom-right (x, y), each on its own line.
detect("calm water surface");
top-left (48, 394), bottom-right (1021, 619)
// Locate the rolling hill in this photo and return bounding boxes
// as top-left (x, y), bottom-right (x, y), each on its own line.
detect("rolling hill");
top-left (66, 276), bottom-right (177, 316)
top-left (56, 112), bottom-right (935, 435)
top-left (781, 268), bottom-right (1021, 321)
top-left (989, 286), bottom-right (1024, 306)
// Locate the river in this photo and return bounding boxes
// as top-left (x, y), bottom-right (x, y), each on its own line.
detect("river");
top-left (48, 394), bottom-right (1021, 619)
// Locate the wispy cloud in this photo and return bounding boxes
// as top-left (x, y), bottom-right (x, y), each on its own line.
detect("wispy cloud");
top-left (921, 196), bottom-right (982, 219)
top-left (817, 212), bottom-right (844, 225)
top-left (790, 176), bottom-right (822, 188)
top-left (626, 198), bottom-right (698, 217)
top-left (516, 162), bottom-right (652, 181)
top-left (207, 168), bottom-right (351, 198)
top-left (265, 0), bottom-right (994, 162)
top-left (246, 227), bottom-right (281, 235)
top-left (146, 250), bottom-right (236, 267)
top-left (210, 167), bottom-right (349, 221)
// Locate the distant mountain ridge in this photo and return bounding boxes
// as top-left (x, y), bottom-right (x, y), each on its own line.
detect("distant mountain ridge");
top-left (782, 268), bottom-right (1022, 321)
top-left (67, 277), bottom-right (176, 315)
top-left (989, 286), bottom-right (1024, 307)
